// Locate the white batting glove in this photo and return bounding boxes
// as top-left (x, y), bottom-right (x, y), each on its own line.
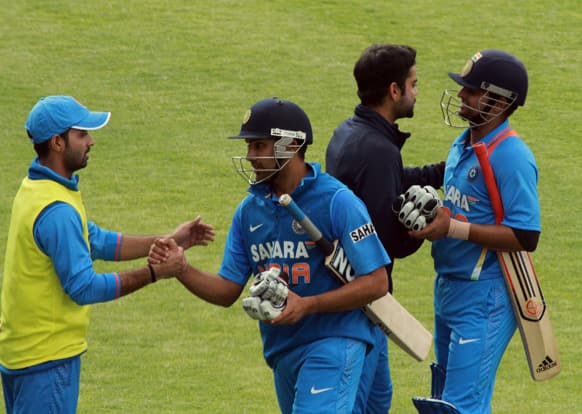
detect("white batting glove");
top-left (243, 268), bottom-right (288, 321)
top-left (393, 185), bottom-right (442, 231)
top-left (242, 296), bottom-right (264, 320)
top-left (248, 268), bottom-right (288, 306)
top-left (415, 186), bottom-right (441, 221)
top-left (259, 299), bottom-right (286, 320)
top-left (392, 184), bottom-right (425, 217)
top-left (242, 296), bottom-right (286, 321)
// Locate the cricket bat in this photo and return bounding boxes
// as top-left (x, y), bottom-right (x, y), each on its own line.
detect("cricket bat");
top-left (474, 142), bottom-right (560, 381)
top-left (279, 193), bottom-right (432, 362)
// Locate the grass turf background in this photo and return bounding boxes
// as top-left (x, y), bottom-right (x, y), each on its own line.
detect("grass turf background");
top-left (0, 1), bottom-right (580, 412)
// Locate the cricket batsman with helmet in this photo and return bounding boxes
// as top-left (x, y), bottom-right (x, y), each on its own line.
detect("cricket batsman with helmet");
top-left (149, 97), bottom-right (391, 413)
top-left (398, 50), bottom-right (542, 413)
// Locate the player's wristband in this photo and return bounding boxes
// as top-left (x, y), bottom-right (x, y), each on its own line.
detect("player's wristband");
top-left (447, 219), bottom-right (470, 240)
top-left (148, 264), bottom-right (157, 283)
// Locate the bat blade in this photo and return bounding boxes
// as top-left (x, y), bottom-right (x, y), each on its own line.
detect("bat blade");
top-left (324, 239), bottom-right (432, 361)
top-left (365, 293), bottom-right (433, 361)
top-left (499, 250), bottom-right (560, 381)
top-left (279, 193), bottom-right (433, 361)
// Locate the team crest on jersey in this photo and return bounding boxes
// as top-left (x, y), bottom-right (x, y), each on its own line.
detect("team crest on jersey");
top-left (467, 165), bottom-right (480, 181)
top-left (291, 219), bottom-right (305, 235)
top-left (350, 223), bottom-right (376, 243)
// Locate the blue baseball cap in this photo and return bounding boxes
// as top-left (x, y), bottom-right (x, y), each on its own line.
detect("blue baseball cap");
top-left (25, 95), bottom-right (111, 144)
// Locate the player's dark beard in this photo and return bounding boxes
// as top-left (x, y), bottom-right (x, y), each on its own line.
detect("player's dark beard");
top-left (395, 95), bottom-right (414, 119)
top-left (465, 93), bottom-right (505, 127)
top-left (63, 144), bottom-right (88, 173)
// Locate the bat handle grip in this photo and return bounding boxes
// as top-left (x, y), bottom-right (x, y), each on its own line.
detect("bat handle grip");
top-left (279, 194), bottom-right (334, 256)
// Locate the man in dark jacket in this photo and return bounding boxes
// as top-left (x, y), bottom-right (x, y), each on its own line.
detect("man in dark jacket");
top-left (326, 44), bottom-right (444, 413)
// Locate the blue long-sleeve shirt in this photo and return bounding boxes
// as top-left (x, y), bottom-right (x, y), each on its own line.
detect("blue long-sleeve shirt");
top-left (29, 158), bottom-right (122, 305)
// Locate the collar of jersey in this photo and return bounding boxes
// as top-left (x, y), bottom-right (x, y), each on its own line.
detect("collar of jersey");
top-left (456, 119), bottom-right (511, 149)
top-left (28, 157), bottom-right (80, 191)
top-left (249, 162), bottom-right (319, 200)
top-left (354, 104), bottom-right (411, 149)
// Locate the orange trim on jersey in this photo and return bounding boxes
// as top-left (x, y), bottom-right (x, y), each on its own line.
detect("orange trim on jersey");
top-left (487, 127), bottom-right (518, 155)
top-left (114, 232), bottom-right (122, 260)
top-left (474, 126), bottom-right (519, 223)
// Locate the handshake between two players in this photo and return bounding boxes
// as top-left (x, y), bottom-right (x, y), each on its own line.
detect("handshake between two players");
top-left (147, 185), bottom-right (442, 325)
top-left (148, 241), bottom-right (295, 322)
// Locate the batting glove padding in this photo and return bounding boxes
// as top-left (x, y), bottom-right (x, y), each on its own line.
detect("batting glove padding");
top-left (393, 185), bottom-right (442, 231)
top-left (242, 268), bottom-right (288, 321)
top-left (242, 296), bottom-right (287, 320)
top-left (248, 267), bottom-right (288, 306)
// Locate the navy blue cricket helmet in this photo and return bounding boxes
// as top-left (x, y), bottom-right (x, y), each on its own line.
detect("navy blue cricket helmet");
top-left (448, 49), bottom-right (528, 106)
top-left (230, 98), bottom-right (313, 185)
top-left (230, 97), bottom-right (313, 145)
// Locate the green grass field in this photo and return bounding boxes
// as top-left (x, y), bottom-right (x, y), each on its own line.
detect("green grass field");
top-left (0, 1), bottom-right (580, 412)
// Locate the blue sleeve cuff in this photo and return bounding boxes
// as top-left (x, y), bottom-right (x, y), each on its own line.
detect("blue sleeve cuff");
top-left (69, 272), bottom-right (122, 305)
top-left (88, 221), bottom-right (123, 261)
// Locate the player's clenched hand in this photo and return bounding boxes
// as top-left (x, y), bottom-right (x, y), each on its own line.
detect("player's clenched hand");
top-left (171, 216), bottom-right (215, 250)
top-left (150, 238), bottom-right (187, 279)
top-left (408, 207), bottom-right (451, 241)
top-left (148, 238), bottom-right (170, 264)
top-left (269, 291), bottom-right (313, 325)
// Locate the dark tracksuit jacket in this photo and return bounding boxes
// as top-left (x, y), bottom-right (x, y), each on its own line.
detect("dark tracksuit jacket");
top-left (326, 104), bottom-right (444, 292)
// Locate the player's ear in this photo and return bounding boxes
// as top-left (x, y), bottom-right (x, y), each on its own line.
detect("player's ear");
top-left (48, 134), bottom-right (65, 153)
top-left (387, 82), bottom-right (402, 101)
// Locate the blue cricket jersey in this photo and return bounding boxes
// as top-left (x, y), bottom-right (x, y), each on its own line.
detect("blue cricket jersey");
top-left (432, 121), bottom-right (540, 280)
top-left (219, 163), bottom-right (391, 366)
